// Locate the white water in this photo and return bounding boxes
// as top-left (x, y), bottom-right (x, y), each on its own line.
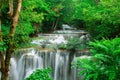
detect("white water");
top-left (54, 50), bottom-right (69, 80)
top-left (9, 58), bottom-right (18, 80)
top-left (9, 49), bottom-right (90, 80)
top-left (8, 29), bottom-right (90, 80)
top-left (8, 49), bottom-right (44, 80)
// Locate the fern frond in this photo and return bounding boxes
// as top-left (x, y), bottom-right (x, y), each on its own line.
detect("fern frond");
top-left (113, 49), bottom-right (120, 55)
top-left (94, 54), bottom-right (108, 62)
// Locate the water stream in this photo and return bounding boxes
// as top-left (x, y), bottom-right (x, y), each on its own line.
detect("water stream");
top-left (9, 49), bottom-right (90, 80)
top-left (8, 27), bottom-right (90, 80)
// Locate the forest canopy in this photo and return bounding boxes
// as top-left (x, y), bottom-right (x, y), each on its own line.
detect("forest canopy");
top-left (1, 0), bottom-right (120, 40)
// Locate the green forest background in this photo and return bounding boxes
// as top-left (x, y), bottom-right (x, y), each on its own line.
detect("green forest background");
top-left (0, 0), bottom-right (120, 80)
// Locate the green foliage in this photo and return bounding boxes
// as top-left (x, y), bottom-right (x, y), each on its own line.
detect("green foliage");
top-left (25, 68), bottom-right (52, 80)
top-left (0, 0), bottom-right (9, 8)
top-left (21, 0), bottom-right (45, 23)
top-left (73, 37), bottom-right (120, 80)
top-left (13, 0), bottom-right (49, 48)
top-left (41, 0), bottom-right (76, 31)
top-left (73, 0), bottom-right (120, 39)
top-left (73, 0), bottom-right (95, 20)
top-left (58, 43), bottom-right (67, 50)
top-left (14, 26), bottom-right (33, 48)
top-left (1, 22), bottom-right (34, 49)
top-left (61, 0), bottom-right (75, 23)
top-left (19, 0), bottom-right (49, 33)
top-left (58, 37), bottom-right (89, 51)
top-left (1, 25), bottom-right (10, 51)
top-left (0, 41), bottom-right (5, 51)
top-left (1, 25), bottom-right (10, 35)
top-left (67, 38), bottom-right (81, 51)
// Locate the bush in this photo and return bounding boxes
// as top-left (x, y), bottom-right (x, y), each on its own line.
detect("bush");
top-left (14, 23), bottom-right (34, 48)
top-left (58, 37), bottom-right (89, 51)
top-left (58, 43), bottom-right (67, 50)
top-left (73, 38), bottom-right (120, 80)
top-left (25, 68), bottom-right (52, 80)
top-left (66, 37), bottom-right (88, 51)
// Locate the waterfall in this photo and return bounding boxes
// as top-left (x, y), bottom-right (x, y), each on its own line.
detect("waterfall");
top-left (9, 49), bottom-right (90, 80)
top-left (9, 58), bottom-right (18, 80)
top-left (8, 29), bottom-right (90, 80)
top-left (54, 50), bottom-right (69, 80)
top-left (8, 49), bottom-right (44, 80)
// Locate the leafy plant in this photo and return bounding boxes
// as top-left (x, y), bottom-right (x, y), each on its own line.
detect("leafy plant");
top-left (58, 37), bottom-right (89, 51)
top-left (14, 23), bottom-right (34, 48)
top-left (25, 68), bottom-right (52, 80)
top-left (58, 43), bottom-right (67, 50)
top-left (73, 37), bottom-right (120, 80)
top-left (73, 0), bottom-right (120, 39)
top-left (0, 41), bottom-right (6, 51)
top-left (66, 37), bottom-right (88, 51)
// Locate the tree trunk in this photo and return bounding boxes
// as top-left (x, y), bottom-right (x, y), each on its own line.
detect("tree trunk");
top-left (0, 0), bottom-right (22, 80)
top-left (52, 17), bottom-right (59, 31)
top-left (0, 13), bottom-right (2, 41)
top-left (8, 0), bottom-right (13, 16)
top-left (0, 12), bottom-right (6, 80)
top-left (0, 52), bottom-right (6, 80)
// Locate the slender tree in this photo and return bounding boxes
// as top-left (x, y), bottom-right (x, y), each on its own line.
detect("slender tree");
top-left (0, 0), bottom-right (22, 80)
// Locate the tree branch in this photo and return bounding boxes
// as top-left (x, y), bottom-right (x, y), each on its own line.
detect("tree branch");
top-left (5, 0), bottom-right (22, 75)
top-left (10, 0), bottom-right (22, 36)
top-left (8, 0), bottom-right (13, 16)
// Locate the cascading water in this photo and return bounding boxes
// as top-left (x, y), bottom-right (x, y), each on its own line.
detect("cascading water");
top-left (54, 50), bottom-right (69, 80)
top-left (9, 49), bottom-right (90, 80)
top-left (8, 49), bottom-right (43, 80)
top-left (9, 25), bottom-right (91, 80)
